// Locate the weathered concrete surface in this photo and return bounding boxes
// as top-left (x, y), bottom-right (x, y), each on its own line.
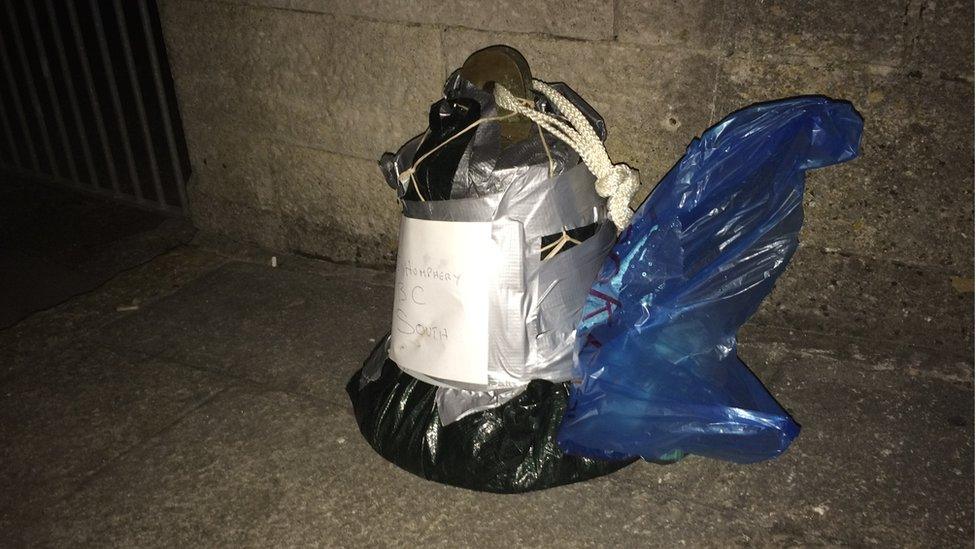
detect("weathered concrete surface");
top-left (161, 0), bottom-right (423, 263)
top-left (617, 0), bottom-right (911, 65)
top-left (273, 143), bottom-right (400, 266)
top-left (0, 249), bottom-right (228, 383)
top-left (753, 245), bottom-right (974, 356)
top-left (161, 0), bottom-right (443, 161)
top-left (1, 242), bottom-right (971, 546)
top-left (0, 343), bottom-right (229, 534)
top-left (225, 0), bottom-right (616, 41)
top-left (911, 0), bottom-right (975, 80)
top-left (159, 0), bottom-right (973, 349)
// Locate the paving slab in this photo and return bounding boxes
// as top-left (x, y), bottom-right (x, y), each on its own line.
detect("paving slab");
top-left (34, 386), bottom-right (779, 547)
top-left (0, 245), bottom-right (229, 381)
top-left (37, 386), bottom-right (354, 547)
top-left (95, 261), bottom-right (393, 405)
top-left (612, 334), bottom-right (974, 546)
top-left (0, 341), bottom-right (230, 545)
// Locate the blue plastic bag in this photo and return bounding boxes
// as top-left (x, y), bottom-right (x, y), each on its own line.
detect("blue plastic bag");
top-left (557, 97), bottom-right (863, 463)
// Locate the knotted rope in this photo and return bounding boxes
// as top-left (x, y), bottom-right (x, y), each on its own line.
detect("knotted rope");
top-left (494, 79), bottom-right (639, 230)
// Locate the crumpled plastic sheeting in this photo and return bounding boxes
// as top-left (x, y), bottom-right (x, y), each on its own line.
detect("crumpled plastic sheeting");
top-left (347, 335), bottom-right (633, 493)
top-left (557, 97), bottom-right (864, 463)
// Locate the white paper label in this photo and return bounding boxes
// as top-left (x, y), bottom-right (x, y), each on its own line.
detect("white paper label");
top-left (389, 216), bottom-right (493, 385)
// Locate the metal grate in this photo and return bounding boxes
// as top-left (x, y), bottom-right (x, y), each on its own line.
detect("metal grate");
top-left (0, 0), bottom-right (189, 213)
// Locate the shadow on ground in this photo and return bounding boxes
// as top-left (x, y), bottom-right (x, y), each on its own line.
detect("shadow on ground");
top-left (0, 177), bottom-right (194, 327)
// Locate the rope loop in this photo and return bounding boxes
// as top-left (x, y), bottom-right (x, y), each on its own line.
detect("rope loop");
top-left (495, 79), bottom-right (637, 230)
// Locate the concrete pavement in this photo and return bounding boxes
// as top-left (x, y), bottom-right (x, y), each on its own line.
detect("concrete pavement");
top-left (1, 238), bottom-right (972, 547)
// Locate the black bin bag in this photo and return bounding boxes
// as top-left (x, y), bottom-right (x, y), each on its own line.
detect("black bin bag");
top-left (347, 335), bottom-right (635, 493)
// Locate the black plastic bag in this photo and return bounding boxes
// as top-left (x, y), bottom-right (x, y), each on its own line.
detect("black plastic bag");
top-left (347, 336), bottom-right (634, 493)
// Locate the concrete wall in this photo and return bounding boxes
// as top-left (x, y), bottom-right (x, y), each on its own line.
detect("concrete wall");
top-left (159, 0), bottom-right (974, 352)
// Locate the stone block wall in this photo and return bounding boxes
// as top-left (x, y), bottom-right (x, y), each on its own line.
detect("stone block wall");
top-left (160, 0), bottom-right (974, 352)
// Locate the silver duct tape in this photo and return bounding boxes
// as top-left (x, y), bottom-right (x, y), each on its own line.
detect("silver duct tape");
top-left (435, 385), bottom-right (524, 423)
top-left (359, 333), bottom-right (390, 388)
top-left (487, 219), bottom-right (526, 385)
top-left (394, 162), bottom-right (614, 424)
top-left (526, 220), bottom-right (614, 379)
top-left (380, 75), bottom-right (613, 424)
top-left (402, 163), bottom-right (603, 232)
top-left (401, 189), bottom-right (501, 221)
top-left (380, 134), bottom-right (423, 197)
top-left (431, 220), bottom-right (614, 424)
top-left (383, 74), bottom-right (600, 202)
top-left (491, 163), bottom-right (603, 237)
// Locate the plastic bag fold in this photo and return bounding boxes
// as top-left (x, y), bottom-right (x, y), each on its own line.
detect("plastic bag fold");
top-left (557, 97), bottom-right (864, 463)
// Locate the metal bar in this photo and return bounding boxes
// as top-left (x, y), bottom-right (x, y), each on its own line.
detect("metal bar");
top-left (0, 25), bottom-right (37, 170)
top-left (3, 162), bottom-right (184, 217)
top-left (24, 0), bottom-right (80, 186)
top-left (89, 0), bottom-right (144, 202)
top-left (0, 83), bottom-right (23, 169)
top-left (44, 0), bottom-right (98, 190)
top-left (4, 1), bottom-right (58, 177)
top-left (138, 0), bottom-right (188, 210)
top-left (65, 0), bottom-right (121, 196)
top-left (112, 0), bottom-right (165, 207)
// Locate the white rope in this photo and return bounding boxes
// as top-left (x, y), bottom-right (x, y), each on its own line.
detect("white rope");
top-left (540, 227), bottom-right (582, 260)
top-left (494, 79), bottom-right (639, 230)
top-left (397, 80), bottom-right (639, 229)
